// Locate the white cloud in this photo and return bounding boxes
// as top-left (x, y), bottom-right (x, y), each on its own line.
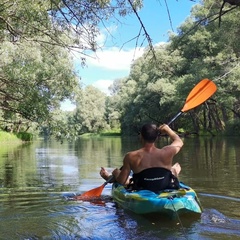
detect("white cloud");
top-left (72, 24), bottom-right (145, 71)
top-left (71, 26), bottom-right (145, 96)
top-left (87, 47), bottom-right (144, 71)
top-left (92, 79), bottom-right (113, 95)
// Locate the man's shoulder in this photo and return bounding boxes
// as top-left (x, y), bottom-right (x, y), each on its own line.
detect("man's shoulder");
top-left (127, 148), bottom-right (143, 154)
top-left (124, 149), bottom-right (142, 160)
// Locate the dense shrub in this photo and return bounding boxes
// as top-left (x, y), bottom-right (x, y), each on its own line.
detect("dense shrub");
top-left (16, 132), bottom-right (34, 141)
top-left (224, 120), bottom-right (240, 136)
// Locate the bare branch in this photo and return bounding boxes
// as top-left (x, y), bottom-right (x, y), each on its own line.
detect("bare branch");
top-left (164, 0), bottom-right (174, 32)
top-left (127, 0), bottom-right (157, 61)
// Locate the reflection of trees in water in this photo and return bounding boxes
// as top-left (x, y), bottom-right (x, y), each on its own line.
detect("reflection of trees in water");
top-left (0, 137), bottom-right (240, 240)
top-left (74, 137), bottom-right (124, 175)
top-left (4, 163), bottom-right (13, 188)
top-left (0, 143), bottom-right (36, 188)
top-left (178, 137), bottom-right (240, 197)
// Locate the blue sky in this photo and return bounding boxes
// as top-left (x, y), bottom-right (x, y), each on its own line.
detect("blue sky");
top-left (61, 0), bottom-right (199, 111)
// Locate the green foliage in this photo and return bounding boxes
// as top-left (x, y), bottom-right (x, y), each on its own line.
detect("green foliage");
top-left (0, 0), bottom-right (141, 52)
top-left (100, 128), bottom-right (121, 136)
top-left (1, 40), bottom-right (78, 117)
top-left (39, 109), bottom-right (76, 141)
top-left (0, 0), bottom-right (143, 140)
top-left (224, 120), bottom-right (240, 136)
top-left (108, 0), bottom-right (240, 135)
top-left (16, 132), bottom-right (34, 141)
top-left (0, 0), bottom-right (240, 139)
top-left (75, 86), bottom-right (108, 134)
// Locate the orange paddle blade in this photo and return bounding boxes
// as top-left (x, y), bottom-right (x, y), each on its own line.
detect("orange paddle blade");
top-left (75, 176), bottom-right (115, 200)
top-left (181, 79), bottom-right (217, 112)
top-left (75, 184), bottom-right (105, 200)
top-left (168, 78), bottom-right (217, 125)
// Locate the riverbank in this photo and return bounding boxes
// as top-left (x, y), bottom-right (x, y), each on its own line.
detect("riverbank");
top-left (79, 129), bottom-right (121, 137)
top-left (0, 131), bottom-right (33, 142)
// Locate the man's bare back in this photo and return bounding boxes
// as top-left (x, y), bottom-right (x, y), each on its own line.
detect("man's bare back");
top-left (100, 124), bottom-right (183, 190)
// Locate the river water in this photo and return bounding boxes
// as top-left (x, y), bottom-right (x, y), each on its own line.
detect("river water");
top-left (0, 136), bottom-right (239, 240)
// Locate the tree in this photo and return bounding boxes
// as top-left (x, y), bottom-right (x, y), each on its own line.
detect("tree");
top-left (0, 38), bottom-right (80, 132)
top-left (0, 0), bottom-right (142, 137)
top-left (0, 0), bottom-right (141, 58)
top-left (169, 0), bottom-right (240, 133)
top-left (111, 45), bottom-right (186, 135)
top-left (1, 0), bottom-right (240, 138)
top-left (75, 86), bottom-right (107, 133)
top-left (108, 0), bottom-right (240, 136)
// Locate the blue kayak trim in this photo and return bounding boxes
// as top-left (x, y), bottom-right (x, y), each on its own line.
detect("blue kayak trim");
top-left (111, 182), bottom-right (203, 216)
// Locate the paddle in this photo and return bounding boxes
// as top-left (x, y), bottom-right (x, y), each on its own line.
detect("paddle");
top-left (168, 78), bottom-right (217, 125)
top-left (74, 174), bottom-right (114, 200)
top-left (75, 78), bottom-right (217, 200)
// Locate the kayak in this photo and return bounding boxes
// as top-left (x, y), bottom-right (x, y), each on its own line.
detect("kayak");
top-left (111, 182), bottom-right (202, 217)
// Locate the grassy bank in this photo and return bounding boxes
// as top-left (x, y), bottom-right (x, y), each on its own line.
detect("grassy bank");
top-left (0, 131), bottom-right (21, 142)
top-left (0, 131), bottom-right (33, 142)
top-left (100, 128), bottom-right (121, 136)
top-left (78, 129), bottom-right (121, 138)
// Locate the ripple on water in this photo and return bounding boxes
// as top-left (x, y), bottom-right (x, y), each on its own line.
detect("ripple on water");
top-left (192, 208), bottom-right (240, 239)
top-left (1, 191), bottom-right (240, 240)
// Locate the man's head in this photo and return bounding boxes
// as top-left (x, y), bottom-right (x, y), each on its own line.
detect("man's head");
top-left (140, 123), bottom-right (159, 143)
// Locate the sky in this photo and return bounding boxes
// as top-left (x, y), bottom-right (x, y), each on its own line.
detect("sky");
top-left (61, 0), bottom-right (199, 111)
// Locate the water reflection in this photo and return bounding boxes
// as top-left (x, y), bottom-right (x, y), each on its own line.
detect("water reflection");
top-left (0, 137), bottom-right (239, 239)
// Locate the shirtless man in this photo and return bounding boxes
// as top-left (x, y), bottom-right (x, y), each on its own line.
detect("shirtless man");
top-left (100, 123), bottom-right (183, 191)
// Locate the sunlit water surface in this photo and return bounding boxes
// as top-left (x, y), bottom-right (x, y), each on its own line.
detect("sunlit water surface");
top-left (0, 136), bottom-right (239, 239)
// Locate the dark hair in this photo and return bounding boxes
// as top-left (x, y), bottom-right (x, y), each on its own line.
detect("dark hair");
top-left (140, 123), bottom-right (159, 143)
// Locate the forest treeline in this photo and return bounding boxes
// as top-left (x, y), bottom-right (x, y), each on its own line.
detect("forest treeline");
top-left (0, 0), bottom-right (239, 141)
